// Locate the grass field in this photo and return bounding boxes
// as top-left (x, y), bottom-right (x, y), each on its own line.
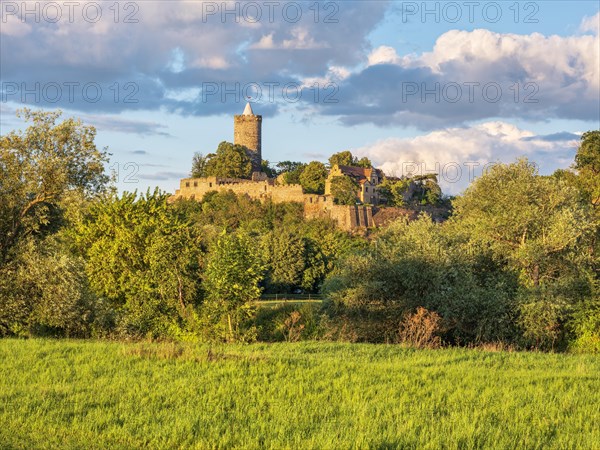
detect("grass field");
top-left (1, 340), bottom-right (599, 449)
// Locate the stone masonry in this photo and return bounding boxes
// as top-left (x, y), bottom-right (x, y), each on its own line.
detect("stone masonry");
top-left (171, 103), bottom-right (377, 230)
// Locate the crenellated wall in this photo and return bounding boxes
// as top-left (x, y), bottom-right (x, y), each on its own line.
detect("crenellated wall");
top-left (171, 177), bottom-right (376, 231)
top-left (172, 177), bottom-right (304, 203)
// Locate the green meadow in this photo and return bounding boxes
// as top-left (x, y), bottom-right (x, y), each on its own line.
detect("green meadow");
top-left (1, 340), bottom-right (599, 449)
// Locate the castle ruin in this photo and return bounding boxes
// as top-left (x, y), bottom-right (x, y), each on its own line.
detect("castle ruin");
top-left (234, 103), bottom-right (262, 172)
top-left (171, 103), bottom-right (378, 230)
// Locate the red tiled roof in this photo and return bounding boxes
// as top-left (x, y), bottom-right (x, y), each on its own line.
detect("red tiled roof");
top-left (337, 165), bottom-right (372, 180)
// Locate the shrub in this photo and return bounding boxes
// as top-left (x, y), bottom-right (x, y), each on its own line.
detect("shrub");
top-left (568, 299), bottom-right (600, 353)
top-left (397, 307), bottom-right (443, 349)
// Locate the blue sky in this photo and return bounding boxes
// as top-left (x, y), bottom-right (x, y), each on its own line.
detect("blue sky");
top-left (1, 1), bottom-right (599, 194)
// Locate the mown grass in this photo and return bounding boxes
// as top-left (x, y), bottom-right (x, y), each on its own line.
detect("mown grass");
top-left (1, 340), bottom-right (599, 449)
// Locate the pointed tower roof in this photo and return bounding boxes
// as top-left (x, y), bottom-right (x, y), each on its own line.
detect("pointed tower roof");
top-left (242, 102), bottom-right (254, 116)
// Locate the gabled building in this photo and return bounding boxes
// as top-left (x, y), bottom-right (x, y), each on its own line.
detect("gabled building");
top-left (325, 164), bottom-right (384, 205)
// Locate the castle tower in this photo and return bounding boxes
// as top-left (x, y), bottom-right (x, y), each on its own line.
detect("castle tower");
top-left (234, 102), bottom-right (262, 172)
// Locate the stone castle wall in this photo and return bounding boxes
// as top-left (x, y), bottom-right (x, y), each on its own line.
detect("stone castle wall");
top-left (171, 178), bottom-right (375, 231)
top-left (173, 177), bottom-right (305, 203)
top-left (234, 115), bottom-right (262, 171)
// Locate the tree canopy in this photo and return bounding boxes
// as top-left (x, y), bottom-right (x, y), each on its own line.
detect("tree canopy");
top-left (328, 151), bottom-right (372, 168)
top-left (193, 142), bottom-right (253, 179)
top-left (0, 109), bottom-right (109, 264)
top-left (299, 161), bottom-right (328, 194)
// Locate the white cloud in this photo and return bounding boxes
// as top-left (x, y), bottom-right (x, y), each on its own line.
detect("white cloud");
top-left (367, 46), bottom-right (401, 66)
top-left (0, 13), bottom-right (31, 37)
top-left (413, 29), bottom-right (599, 91)
top-left (331, 24), bottom-right (600, 127)
top-left (353, 122), bottom-right (579, 194)
top-left (251, 28), bottom-right (329, 50)
top-left (1, 1), bottom-right (389, 114)
top-left (580, 11), bottom-right (600, 34)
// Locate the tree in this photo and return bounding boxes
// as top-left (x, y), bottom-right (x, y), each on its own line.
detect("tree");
top-left (0, 236), bottom-right (96, 337)
top-left (451, 159), bottom-right (596, 349)
top-left (264, 229), bottom-right (306, 292)
top-left (261, 160), bottom-right (277, 178)
top-left (0, 108), bottom-right (109, 265)
top-left (575, 131), bottom-right (600, 178)
top-left (191, 152), bottom-right (209, 178)
top-left (202, 232), bottom-right (264, 341)
top-left (73, 189), bottom-right (203, 337)
top-left (276, 161), bottom-right (305, 175)
top-left (328, 151), bottom-right (372, 168)
top-left (452, 159), bottom-right (594, 288)
top-left (330, 175), bottom-right (358, 205)
top-left (276, 161), bottom-right (306, 185)
top-left (379, 178), bottom-right (411, 206)
top-left (203, 141), bottom-right (253, 179)
top-left (356, 157), bottom-right (372, 168)
top-left (299, 161), bottom-right (328, 194)
top-left (379, 175), bottom-right (441, 207)
top-left (0, 109), bottom-right (109, 337)
top-left (323, 215), bottom-right (517, 344)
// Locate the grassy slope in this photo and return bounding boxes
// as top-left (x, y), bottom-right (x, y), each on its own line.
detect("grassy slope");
top-left (0, 340), bottom-right (599, 449)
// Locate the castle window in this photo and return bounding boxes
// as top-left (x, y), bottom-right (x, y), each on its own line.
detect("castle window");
top-left (365, 187), bottom-right (369, 192)
top-left (209, 183), bottom-right (212, 188)
top-left (194, 181), bottom-right (198, 187)
top-left (185, 182), bottom-right (190, 188)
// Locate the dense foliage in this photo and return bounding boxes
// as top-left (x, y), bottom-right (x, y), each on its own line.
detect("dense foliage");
top-left (0, 110), bottom-right (598, 351)
top-left (191, 141), bottom-right (253, 179)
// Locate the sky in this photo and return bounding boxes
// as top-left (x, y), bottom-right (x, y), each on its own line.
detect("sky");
top-left (1, 0), bottom-right (599, 194)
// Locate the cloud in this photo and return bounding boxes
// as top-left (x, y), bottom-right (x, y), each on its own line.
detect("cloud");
top-left (78, 114), bottom-right (171, 136)
top-left (325, 27), bottom-right (600, 128)
top-left (522, 132), bottom-right (581, 142)
top-left (353, 122), bottom-right (579, 194)
top-left (130, 150), bottom-right (148, 155)
top-left (580, 11), bottom-right (600, 34)
top-left (0, 1), bottom-right (389, 115)
top-left (0, 13), bottom-right (31, 37)
top-left (2, 2), bottom-right (597, 129)
top-left (367, 46), bottom-right (402, 66)
top-left (139, 171), bottom-right (188, 181)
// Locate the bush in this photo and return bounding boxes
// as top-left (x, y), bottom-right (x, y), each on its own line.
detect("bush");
top-left (397, 307), bottom-right (443, 348)
top-left (518, 291), bottom-right (571, 351)
top-left (569, 300), bottom-right (600, 353)
top-left (254, 303), bottom-right (323, 342)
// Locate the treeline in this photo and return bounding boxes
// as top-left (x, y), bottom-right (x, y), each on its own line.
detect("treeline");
top-left (0, 110), bottom-right (598, 351)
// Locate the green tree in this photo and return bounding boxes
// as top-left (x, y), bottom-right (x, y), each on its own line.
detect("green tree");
top-left (452, 159), bottom-right (594, 288)
top-left (204, 141), bottom-right (253, 179)
top-left (330, 175), bottom-right (358, 205)
top-left (328, 151), bottom-right (372, 168)
top-left (277, 161), bottom-right (306, 185)
top-left (451, 159), bottom-right (596, 349)
top-left (323, 215), bottom-right (516, 344)
top-left (356, 157), bottom-right (373, 168)
top-left (261, 160), bottom-right (277, 178)
top-left (0, 109), bottom-right (109, 337)
top-left (0, 236), bottom-right (96, 337)
top-left (299, 161), bottom-right (328, 194)
top-left (202, 232), bottom-right (264, 342)
top-left (264, 229), bottom-right (306, 292)
top-left (74, 189), bottom-right (203, 338)
top-left (329, 151), bottom-right (354, 167)
top-left (0, 108), bottom-right (109, 265)
top-left (379, 178), bottom-right (411, 206)
top-left (191, 152), bottom-right (209, 178)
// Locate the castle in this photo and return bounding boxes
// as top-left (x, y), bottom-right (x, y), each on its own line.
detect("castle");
top-left (171, 103), bottom-right (381, 230)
